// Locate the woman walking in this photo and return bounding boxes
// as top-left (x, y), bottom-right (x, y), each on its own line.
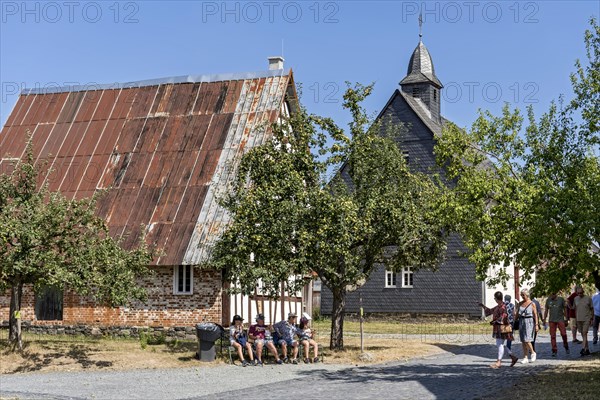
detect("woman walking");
top-left (517, 288), bottom-right (539, 363)
top-left (479, 291), bottom-right (518, 368)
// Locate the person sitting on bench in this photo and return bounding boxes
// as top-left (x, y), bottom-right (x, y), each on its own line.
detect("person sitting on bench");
top-left (248, 313), bottom-right (282, 365)
top-left (229, 315), bottom-right (254, 366)
top-left (299, 313), bottom-right (319, 363)
top-left (273, 312), bottom-right (302, 364)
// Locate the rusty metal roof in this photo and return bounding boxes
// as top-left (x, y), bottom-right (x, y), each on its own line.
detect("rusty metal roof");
top-left (1, 70), bottom-right (296, 266)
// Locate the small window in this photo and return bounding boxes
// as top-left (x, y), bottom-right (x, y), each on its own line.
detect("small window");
top-left (433, 89), bottom-right (437, 101)
top-left (401, 267), bottom-right (414, 288)
top-left (402, 151), bottom-right (410, 165)
top-left (35, 286), bottom-right (63, 320)
top-left (174, 265), bottom-right (193, 294)
top-left (412, 87), bottom-right (420, 98)
top-left (385, 270), bottom-right (397, 288)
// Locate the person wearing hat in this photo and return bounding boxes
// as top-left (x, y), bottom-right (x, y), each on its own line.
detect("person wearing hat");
top-left (273, 312), bottom-right (302, 364)
top-left (229, 315), bottom-right (254, 366)
top-left (249, 314), bottom-right (282, 365)
top-left (299, 313), bottom-right (319, 363)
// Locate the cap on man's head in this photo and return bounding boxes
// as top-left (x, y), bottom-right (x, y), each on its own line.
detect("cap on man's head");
top-left (233, 315), bottom-right (243, 322)
top-left (288, 312), bottom-right (297, 318)
top-left (256, 313), bottom-right (265, 321)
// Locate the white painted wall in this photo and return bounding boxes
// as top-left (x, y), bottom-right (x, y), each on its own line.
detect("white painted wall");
top-left (228, 284), bottom-right (306, 326)
top-left (482, 261), bottom-right (536, 310)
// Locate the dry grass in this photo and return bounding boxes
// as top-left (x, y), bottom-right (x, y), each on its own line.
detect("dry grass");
top-left (0, 335), bottom-right (226, 374)
top-left (317, 336), bottom-right (443, 365)
top-left (492, 353), bottom-right (600, 399)
top-left (0, 322), bottom-right (450, 374)
top-left (313, 319), bottom-right (490, 335)
top-left (1, 320), bottom-right (490, 374)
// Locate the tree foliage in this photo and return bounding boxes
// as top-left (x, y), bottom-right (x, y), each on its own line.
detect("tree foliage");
top-left (435, 18), bottom-right (600, 294)
top-left (211, 83), bottom-right (449, 349)
top-left (0, 139), bottom-right (155, 350)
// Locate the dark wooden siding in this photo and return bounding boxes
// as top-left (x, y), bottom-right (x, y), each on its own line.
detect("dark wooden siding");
top-left (322, 92), bottom-right (481, 317)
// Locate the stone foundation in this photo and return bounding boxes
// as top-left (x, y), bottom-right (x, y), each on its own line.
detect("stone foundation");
top-left (1, 322), bottom-right (200, 340)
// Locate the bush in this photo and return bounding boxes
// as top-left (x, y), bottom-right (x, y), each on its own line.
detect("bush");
top-left (139, 331), bottom-right (166, 349)
top-left (312, 307), bottom-right (325, 322)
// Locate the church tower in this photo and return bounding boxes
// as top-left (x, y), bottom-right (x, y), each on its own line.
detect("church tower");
top-left (399, 16), bottom-right (443, 123)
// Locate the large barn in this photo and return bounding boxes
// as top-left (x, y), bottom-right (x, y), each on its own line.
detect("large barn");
top-left (0, 58), bottom-right (308, 333)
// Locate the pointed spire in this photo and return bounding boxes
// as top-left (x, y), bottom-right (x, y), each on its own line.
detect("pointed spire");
top-left (400, 40), bottom-right (442, 88)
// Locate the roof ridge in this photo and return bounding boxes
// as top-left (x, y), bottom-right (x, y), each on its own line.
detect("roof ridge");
top-left (22, 69), bottom-right (291, 95)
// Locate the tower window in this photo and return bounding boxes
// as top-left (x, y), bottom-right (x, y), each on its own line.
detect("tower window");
top-left (412, 87), bottom-right (420, 98)
top-left (433, 89), bottom-right (437, 101)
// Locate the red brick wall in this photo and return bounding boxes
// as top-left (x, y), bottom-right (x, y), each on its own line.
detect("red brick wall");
top-left (0, 267), bottom-right (222, 327)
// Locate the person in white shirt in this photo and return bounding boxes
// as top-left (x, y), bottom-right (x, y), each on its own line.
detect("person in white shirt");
top-left (298, 313), bottom-right (319, 364)
top-left (229, 315), bottom-right (254, 366)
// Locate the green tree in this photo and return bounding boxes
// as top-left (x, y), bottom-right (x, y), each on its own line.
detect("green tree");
top-left (211, 84), bottom-right (448, 350)
top-left (435, 18), bottom-right (600, 294)
top-left (0, 139), bottom-right (155, 351)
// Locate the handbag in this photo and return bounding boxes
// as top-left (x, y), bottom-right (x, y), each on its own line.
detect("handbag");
top-left (514, 302), bottom-right (533, 331)
top-left (500, 324), bottom-right (513, 334)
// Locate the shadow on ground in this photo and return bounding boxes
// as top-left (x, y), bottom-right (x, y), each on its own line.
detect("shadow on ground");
top-left (2, 341), bottom-right (114, 374)
top-left (198, 340), bottom-right (589, 400)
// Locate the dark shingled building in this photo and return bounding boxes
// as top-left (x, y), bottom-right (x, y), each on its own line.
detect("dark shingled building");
top-left (321, 37), bottom-right (482, 318)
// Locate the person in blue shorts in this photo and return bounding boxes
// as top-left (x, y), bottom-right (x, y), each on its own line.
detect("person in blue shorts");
top-left (273, 312), bottom-right (302, 364)
top-left (229, 315), bottom-right (254, 366)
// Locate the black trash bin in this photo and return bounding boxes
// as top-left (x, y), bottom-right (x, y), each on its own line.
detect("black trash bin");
top-left (195, 322), bottom-right (224, 362)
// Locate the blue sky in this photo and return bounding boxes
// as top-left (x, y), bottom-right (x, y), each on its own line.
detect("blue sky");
top-left (1, 1), bottom-right (598, 130)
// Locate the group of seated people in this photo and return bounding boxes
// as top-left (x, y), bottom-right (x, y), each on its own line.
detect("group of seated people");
top-left (229, 311), bottom-right (319, 366)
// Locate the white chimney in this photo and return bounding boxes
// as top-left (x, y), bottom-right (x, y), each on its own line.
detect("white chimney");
top-left (268, 56), bottom-right (284, 70)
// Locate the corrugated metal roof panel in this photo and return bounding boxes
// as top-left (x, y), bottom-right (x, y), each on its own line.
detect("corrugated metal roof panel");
top-left (182, 74), bottom-right (290, 265)
top-left (1, 71), bottom-right (293, 265)
top-left (3, 95), bottom-right (30, 128)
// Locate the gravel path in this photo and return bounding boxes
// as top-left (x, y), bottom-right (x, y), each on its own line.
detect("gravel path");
top-left (1, 334), bottom-right (596, 400)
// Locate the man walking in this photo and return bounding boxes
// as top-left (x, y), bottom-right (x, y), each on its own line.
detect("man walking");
top-left (543, 293), bottom-right (570, 357)
top-left (574, 286), bottom-right (594, 356)
top-left (592, 287), bottom-right (600, 346)
top-left (567, 289), bottom-right (581, 343)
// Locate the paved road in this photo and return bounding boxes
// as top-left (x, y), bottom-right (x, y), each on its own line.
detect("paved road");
top-left (1, 334), bottom-right (597, 400)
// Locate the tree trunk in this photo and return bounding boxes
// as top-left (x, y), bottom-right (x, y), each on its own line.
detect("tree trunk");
top-left (9, 282), bottom-right (24, 352)
top-left (329, 288), bottom-right (346, 350)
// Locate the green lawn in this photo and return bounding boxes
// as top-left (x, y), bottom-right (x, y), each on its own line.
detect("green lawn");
top-left (313, 319), bottom-right (490, 335)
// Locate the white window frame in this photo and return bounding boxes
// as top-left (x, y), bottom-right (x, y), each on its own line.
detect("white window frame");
top-left (173, 265), bottom-right (193, 295)
top-left (385, 270), bottom-right (397, 288)
top-left (401, 267), bottom-right (414, 288)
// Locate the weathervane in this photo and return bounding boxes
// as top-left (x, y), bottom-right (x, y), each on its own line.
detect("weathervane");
top-left (418, 12), bottom-right (423, 40)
